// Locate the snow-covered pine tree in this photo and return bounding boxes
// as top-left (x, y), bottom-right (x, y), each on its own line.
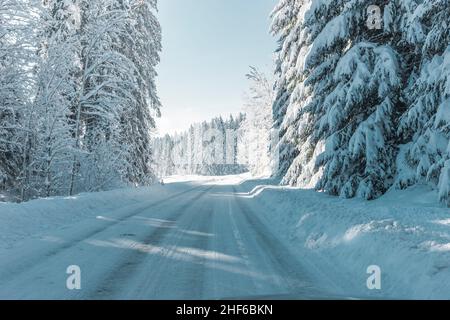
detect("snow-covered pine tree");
top-left (191, 122), bottom-right (203, 173)
top-left (22, 0), bottom-right (81, 198)
top-left (240, 67), bottom-right (274, 177)
top-left (0, 0), bottom-right (22, 192)
top-left (1, 0), bottom-right (162, 200)
top-left (152, 115), bottom-right (247, 177)
top-left (271, 0), bottom-right (405, 199)
top-left (270, 0), bottom-right (303, 177)
top-left (71, 0), bottom-right (133, 192)
top-left (152, 134), bottom-right (175, 177)
top-left (397, 0), bottom-right (450, 205)
top-left (0, 0), bottom-right (40, 199)
top-left (108, 0), bottom-right (162, 186)
top-left (64, 0), bottom-right (161, 193)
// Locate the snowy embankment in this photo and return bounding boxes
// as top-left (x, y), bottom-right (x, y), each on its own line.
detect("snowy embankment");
top-left (0, 175), bottom-right (234, 250)
top-left (0, 184), bottom-right (180, 250)
top-left (236, 180), bottom-right (450, 299)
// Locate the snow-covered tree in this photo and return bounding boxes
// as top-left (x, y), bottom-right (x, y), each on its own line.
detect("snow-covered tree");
top-left (270, 0), bottom-right (304, 177)
top-left (315, 43), bottom-right (402, 199)
top-left (0, 0), bottom-right (40, 199)
top-left (1, 0), bottom-right (162, 201)
top-left (107, 0), bottom-right (162, 186)
top-left (19, 0), bottom-right (81, 198)
top-left (270, 0), bottom-right (450, 205)
top-left (240, 67), bottom-right (274, 177)
top-left (397, 0), bottom-right (450, 205)
top-left (271, 0), bottom-right (406, 199)
top-left (51, 0), bottom-right (162, 195)
top-left (152, 115), bottom-right (247, 177)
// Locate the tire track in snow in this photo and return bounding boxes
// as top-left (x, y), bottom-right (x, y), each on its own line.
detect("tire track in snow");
top-left (88, 186), bottom-right (215, 299)
top-left (227, 197), bottom-right (264, 293)
top-left (231, 186), bottom-right (319, 296)
top-left (0, 184), bottom-right (209, 285)
top-left (144, 205), bottom-right (213, 299)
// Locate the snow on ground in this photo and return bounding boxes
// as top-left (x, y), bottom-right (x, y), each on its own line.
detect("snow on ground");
top-left (0, 184), bottom-right (181, 250)
top-left (1, 174), bottom-right (449, 299)
top-left (163, 173), bottom-right (253, 185)
top-left (0, 175), bottom-right (248, 251)
top-left (235, 179), bottom-right (450, 299)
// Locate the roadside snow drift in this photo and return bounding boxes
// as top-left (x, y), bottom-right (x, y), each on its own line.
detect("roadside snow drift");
top-left (236, 180), bottom-right (450, 299)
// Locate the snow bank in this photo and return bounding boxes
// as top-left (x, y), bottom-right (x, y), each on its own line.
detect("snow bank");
top-left (0, 185), bottom-right (171, 250)
top-left (0, 174), bottom-right (249, 251)
top-left (238, 181), bottom-right (450, 299)
top-left (164, 173), bottom-right (253, 185)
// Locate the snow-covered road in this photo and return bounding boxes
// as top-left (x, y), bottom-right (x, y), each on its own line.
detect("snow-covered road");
top-left (0, 178), bottom-right (330, 299)
top-left (3, 174), bottom-right (449, 299)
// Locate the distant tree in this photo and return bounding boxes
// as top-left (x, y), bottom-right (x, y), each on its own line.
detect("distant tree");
top-left (152, 115), bottom-right (247, 177)
top-left (240, 67), bottom-right (274, 177)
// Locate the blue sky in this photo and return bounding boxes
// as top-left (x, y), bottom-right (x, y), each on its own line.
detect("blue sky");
top-left (155, 0), bottom-right (278, 135)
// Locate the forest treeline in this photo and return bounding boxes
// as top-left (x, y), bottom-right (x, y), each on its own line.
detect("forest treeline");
top-left (152, 67), bottom-right (274, 177)
top-left (270, 0), bottom-right (450, 205)
top-left (1, 0), bottom-right (161, 200)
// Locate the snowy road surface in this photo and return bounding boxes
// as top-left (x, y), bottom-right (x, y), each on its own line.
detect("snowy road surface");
top-left (0, 177), bottom-right (332, 299)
